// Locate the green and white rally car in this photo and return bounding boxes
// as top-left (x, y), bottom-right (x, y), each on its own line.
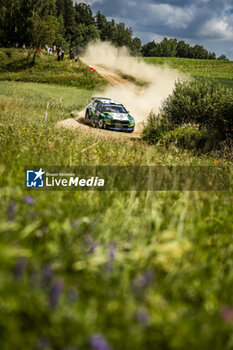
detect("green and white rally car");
top-left (85, 97), bottom-right (135, 132)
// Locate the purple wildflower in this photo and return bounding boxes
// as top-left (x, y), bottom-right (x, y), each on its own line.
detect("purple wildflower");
top-left (89, 334), bottom-right (112, 350)
top-left (8, 201), bottom-right (17, 222)
top-left (135, 308), bottom-right (150, 326)
top-left (14, 257), bottom-right (27, 279)
top-left (49, 279), bottom-right (64, 308)
top-left (42, 265), bottom-right (54, 287)
top-left (35, 337), bottom-right (51, 350)
top-left (84, 234), bottom-right (99, 253)
top-left (104, 243), bottom-right (117, 273)
top-left (90, 242), bottom-right (99, 253)
top-left (71, 220), bottom-right (79, 228)
top-left (109, 243), bottom-right (117, 262)
top-left (22, 196), bottom-right (35, 205)
top-left (132, 269), bottom-right (155, 291)
top-left (220, 307), bottom-right (233, 324)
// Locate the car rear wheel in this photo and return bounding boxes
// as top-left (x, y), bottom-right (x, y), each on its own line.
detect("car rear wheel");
top-left (85, 110), bottom-right (89, 120)
top-left (98, 118), bottom-right (104, 129)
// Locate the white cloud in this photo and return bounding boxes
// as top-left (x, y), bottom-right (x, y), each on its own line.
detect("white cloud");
top-left (147, 3), bottom-right (195, 29)
top-left (199, 15), bottom-right (233, 40)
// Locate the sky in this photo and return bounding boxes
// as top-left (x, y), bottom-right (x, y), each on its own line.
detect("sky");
top-left (75, 0), bottom-right (233, 59)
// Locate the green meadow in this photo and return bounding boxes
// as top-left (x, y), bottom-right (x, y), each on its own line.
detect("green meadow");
top-left (143, 57), bottom-right (233, 88)
top-left (0, 50), bottom-right (233, 350)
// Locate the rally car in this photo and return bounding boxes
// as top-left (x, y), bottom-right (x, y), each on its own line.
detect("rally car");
top-left (85, 97), bottom-right (135, 132)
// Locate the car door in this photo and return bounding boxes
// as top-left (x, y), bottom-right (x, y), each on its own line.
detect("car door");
top-left (95, 102), bottom-right (103, 121)
top-left (89, 101), bottom-right (98, 118)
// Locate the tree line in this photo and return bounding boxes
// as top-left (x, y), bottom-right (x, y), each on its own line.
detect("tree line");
top-left (0, 0), bottom-right (227, 60)
top-left (0, 0), bottom-right (141, 55)
top-left (142, 38), bottom-right (228, 60)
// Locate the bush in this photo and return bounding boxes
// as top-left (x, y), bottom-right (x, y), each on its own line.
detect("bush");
top-left (143, 80), bottom-right (233, 154)
top-left (159, 125), bottom-right (221, 153)
top-left (142, 112), bottom-right (171, 143)
top-left (142, 114), bottom-right (222, 153)
top-left (161, 80), bottom-right (233, 139)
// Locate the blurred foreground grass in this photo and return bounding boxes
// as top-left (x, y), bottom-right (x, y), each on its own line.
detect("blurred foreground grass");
top-left (0, 81), bottom-right (233, 350)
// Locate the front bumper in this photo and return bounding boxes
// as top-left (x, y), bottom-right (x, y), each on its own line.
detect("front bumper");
top-left (105, 125), bottom-right (134, 132)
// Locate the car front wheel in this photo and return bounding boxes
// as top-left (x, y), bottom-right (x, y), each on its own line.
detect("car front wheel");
top-left (98, 118), bottom-right (104, 129)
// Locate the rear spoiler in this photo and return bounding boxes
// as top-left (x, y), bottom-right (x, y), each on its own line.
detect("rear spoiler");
top-left (91, 97), bottom-right (111, 101)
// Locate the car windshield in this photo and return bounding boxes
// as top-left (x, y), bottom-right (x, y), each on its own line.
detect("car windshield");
top-left (103, 105), bottom-right (127, 113)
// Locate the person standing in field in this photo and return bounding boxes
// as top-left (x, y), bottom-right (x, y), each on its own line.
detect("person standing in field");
top-left (57, 47), bottom-right (61, 61)
top-left (69, 48), bottom-right (74, 60)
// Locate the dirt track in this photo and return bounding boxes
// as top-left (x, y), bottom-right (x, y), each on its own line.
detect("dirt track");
top-left (57, 65), bottom-right (143, 140)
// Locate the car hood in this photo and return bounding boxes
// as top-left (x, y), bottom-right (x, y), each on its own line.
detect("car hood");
top-left (107, 113), bottom-right (133, 121)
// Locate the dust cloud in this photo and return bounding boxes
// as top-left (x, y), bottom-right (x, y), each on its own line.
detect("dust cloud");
top-left (82, 41), bottom-right (184, 123)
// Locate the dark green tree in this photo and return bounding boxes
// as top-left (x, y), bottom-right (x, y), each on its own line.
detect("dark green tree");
top-left (113, 22), bottom-right (133, 47)
top-left (176, 40), bottom-right (190, 58)
top-left (189, 45), bottom-right (208, 59)
top-left (30, 14), bottom-right (58, 63)
top-left (208, 52), bottom-right (216, 60)
top-left (142, 41), bottom-right (156, 56)
top-left (63, 0), bottom-right (76, 42)
top-left (159, 37), bottom-right (177, 57)
top-left (218, 54), bottom-right (228, 60)
top-left (96, 11), bottom-right (109, 41)
top-left (130, 37), bottom-right (142, 56)
top-left (72, 23), bottom-right (100, 49)
top-left (56, 0), bottom-right (65, 17)
top-left (0, 0), bottom-right (20, 44)
top-left (106, 19), bottom-right (116, 42)
top-left (74, 2), bottom-right (95, 26)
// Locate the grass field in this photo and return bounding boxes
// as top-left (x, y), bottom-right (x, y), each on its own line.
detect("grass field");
top-left (0, 52), bottom-right (233, 350)
top-left (0, 49), bottom-right (106, 90)
top-left (143, 57), bottom-right (233, 88)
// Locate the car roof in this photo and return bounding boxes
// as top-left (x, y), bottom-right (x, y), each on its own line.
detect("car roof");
top-left (99, 100), bottom-right (123, 106)
top-left (92, 97), bottom-right (111, 103)
top-left (92, 97), bottom-right (123, 105)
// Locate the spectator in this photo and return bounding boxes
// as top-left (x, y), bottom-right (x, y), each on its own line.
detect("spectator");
top-left (57, 47), bottom-right (62, 61)
top-left (69, 48), bottom-right (75, 60)
top-left (61, 49), bottom-right (65, 60)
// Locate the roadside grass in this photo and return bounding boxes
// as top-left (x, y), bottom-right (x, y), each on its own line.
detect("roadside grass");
top-left (143, 57), bottom-right (233, 88)
top-left (0, 69), bottom-right (233, 349)
top-left (0, 49), bottom-right (106, 90)
top-left (116, 71), bottom-right (148, 87)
